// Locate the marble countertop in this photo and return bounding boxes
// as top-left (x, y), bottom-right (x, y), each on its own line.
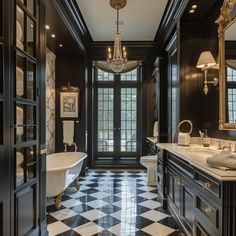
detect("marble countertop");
top-left (146, 137), bottom-right (157, 144)
top-left (156, 143), bottom-right (236, 181)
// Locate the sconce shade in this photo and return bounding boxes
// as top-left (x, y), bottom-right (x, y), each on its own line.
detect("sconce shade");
top-left (196, 51), bottom-right (216, 69)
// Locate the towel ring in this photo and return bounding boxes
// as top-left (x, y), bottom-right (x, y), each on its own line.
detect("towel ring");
top-left (178, 120), bottom-right (193, 134)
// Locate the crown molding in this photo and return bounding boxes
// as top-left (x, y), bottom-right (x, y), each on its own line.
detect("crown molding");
top-left (153, 0), bottom-right (189, 54)
top-left (50, 0), bottom-right (189, 60)
top-left (50, 0), bottom-right (92, 55)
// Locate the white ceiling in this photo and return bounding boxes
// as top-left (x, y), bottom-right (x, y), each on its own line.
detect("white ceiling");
top-left (76, 0), bottom-right (168, 41)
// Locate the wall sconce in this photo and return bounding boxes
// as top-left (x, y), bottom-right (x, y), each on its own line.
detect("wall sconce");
top-left (196, 51), bottom-right (218, 95)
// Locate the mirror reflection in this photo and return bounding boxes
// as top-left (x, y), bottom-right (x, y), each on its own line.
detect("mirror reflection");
top-left (217, 0), bottom-right (236, 129)
top-left (225, 60), bottom-right (236, 123)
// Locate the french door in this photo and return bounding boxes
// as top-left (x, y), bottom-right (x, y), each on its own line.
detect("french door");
top-left (94, 68), bottom-right (141, 163)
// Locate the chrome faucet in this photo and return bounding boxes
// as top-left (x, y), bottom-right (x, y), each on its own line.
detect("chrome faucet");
top-left (64, 143), bottom-right (77, 152)
top-left (215, 140), bottom-right (236, 152)
top-left (220, 142), bottom-right (232, 151)
top-left (215, 140), bottom-right (221, 150)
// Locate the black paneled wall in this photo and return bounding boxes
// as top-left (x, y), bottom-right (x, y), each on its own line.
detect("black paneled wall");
top-left (55, 56), bottom-right (86, 152)
top-left (203, 1), bottom-right (236, 139)
top-left (178, 0), bottom-right (236, 139)
top-left (179, 22), bottom-right (207, 136)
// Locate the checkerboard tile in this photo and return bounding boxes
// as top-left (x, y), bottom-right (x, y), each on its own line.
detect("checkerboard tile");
top-left (47, 170), bottom-right (180, 236)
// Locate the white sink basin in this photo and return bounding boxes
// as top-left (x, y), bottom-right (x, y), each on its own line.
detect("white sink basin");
top-left (178, 146), bottom-right (219, 157)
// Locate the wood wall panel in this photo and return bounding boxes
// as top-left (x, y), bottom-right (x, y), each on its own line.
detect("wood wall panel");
top-left (55, 56), bottom-right (86, 153)
top-left (179, 22), bottom-right (206, 136)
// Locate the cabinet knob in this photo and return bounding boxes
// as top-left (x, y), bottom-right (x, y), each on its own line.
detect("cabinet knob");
top-left (204, 182), bottom-right (212, 188)
top-left (203, 206), bottom-right (214, 213)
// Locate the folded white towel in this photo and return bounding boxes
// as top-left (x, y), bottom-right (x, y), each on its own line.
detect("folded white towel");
top-left (207, 151), bottom-right (236, 169)
top-left (63, 120), bottom-right (74, 145)
top-left (153, 121), bottom-right (158, 138)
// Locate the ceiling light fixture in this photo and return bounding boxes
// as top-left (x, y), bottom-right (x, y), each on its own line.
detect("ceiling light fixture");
top-left (189, 9), bottom-right (195, 13)
top-left (51, 34), bottom-right (56, 38)
top-left (107, 0), bottom-right (127, 73)
top-left (191, 4), bottom-right (197, 9)
top-left (45, 25), bottom-right (50, 30)
top-left (59, 44), bottom-right (63, 47)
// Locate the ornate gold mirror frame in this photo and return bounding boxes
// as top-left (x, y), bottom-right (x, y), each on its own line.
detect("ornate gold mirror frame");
top-left (216, 0), bottom-right (236, 130)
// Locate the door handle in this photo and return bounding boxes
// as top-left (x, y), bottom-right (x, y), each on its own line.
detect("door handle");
top-left (113, 128), bottom-right (121, 130)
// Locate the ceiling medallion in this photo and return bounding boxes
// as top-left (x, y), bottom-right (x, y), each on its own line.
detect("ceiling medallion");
top-left (110, 0), bottom-right (126, 10)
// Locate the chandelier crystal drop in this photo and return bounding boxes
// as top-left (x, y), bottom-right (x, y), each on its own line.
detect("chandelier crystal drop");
top-left (107, 0), bottom-right (127, 73)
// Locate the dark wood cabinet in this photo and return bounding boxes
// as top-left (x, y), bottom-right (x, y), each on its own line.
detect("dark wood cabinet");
top-left (0, 0), bottom-right (46, 235)
top-left (195, 222), bottom-right (210, 236)
top-left (157, 146), bottom-right (167, 208)
top-left (156, 148), bottom-right (236, 236)
top-left (168, 164), bottom-right (181, 215)
top-left (181, 178), bottom-right (194, 234)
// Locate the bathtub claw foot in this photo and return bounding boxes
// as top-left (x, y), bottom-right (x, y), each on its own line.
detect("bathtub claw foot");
top-left (75, 177), bottom-right (80, 190)
top-left (54, 193), bottom-right (62, 209)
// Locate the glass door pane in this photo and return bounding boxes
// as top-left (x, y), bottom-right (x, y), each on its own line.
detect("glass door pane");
top-left (120, 88), bottom-right (137, 152)
top-left (97, 88), bottom-right (114, 152)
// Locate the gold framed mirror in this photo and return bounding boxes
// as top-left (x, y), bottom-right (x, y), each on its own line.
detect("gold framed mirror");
top-left (216, 0), bottom-right (236, 129)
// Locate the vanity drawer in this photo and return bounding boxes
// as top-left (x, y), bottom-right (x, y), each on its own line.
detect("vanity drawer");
top-left (196, 195), bottom-right (219, 229)
top-left (195, 171), bottom-right (221, 198)
top-left (156, 146), bottom-right (163, 159)
top-left (167, 153), bottom-right (194, 179)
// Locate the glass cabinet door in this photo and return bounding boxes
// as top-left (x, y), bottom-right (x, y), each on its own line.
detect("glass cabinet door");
top-left (14, 1), bottom-right (39, 235)
top-left (16, 0), bottom-right (36, 56)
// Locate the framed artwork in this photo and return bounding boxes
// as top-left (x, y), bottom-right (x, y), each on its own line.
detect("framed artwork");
top-left (60, 92), bottom-right (79, 118)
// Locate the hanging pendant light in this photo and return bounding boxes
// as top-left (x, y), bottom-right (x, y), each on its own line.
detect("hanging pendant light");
top-left (107, 0), bottom-right (127, 73)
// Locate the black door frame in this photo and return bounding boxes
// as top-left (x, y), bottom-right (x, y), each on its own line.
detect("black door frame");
top-left (92, 67), bottom-right (142, 167)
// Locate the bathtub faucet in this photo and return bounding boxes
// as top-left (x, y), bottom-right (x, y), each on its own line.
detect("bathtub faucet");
top-left (64, 143), bottom-right (77, 152)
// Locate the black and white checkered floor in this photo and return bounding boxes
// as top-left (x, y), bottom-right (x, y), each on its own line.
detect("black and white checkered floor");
top-left (47, 171), bottom-right (182, 236)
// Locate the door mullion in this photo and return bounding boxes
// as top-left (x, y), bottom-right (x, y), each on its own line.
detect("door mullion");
top-left (114, 78), bottom-right (121, 157)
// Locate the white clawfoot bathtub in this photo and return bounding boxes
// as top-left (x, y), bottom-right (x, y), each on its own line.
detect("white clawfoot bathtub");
top-left (46, 152), bottom-right (87, 198)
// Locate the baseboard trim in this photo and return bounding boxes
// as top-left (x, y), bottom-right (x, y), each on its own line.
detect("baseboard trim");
top-left (40, 220), bottom-right (48, 236)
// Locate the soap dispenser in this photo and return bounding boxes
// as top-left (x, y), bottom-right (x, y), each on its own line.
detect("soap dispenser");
top-left (202, 129), bottom-right (211, 147)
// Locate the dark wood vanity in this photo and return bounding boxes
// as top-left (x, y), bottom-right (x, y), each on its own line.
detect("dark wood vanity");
top-left (157, 144), bottom-right (236, 236)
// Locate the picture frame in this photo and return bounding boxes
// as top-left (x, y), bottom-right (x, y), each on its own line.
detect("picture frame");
top-left (60, 92), bottom-right (79, 118)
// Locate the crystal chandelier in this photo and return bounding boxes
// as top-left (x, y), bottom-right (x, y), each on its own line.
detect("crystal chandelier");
top-left (107, 0), bottom-right (127, 73)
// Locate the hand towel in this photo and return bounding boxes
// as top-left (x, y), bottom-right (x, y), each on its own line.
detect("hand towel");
top-left (63, 120), bottom-right (74, 145)
top-left (153, 121), bottom-right (158, 137)
top-left (207, 150), bottom-right (236, 169)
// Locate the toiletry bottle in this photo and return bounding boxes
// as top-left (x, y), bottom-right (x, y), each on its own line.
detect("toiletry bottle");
top-left (202, 129), bottom-right (210, 147)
